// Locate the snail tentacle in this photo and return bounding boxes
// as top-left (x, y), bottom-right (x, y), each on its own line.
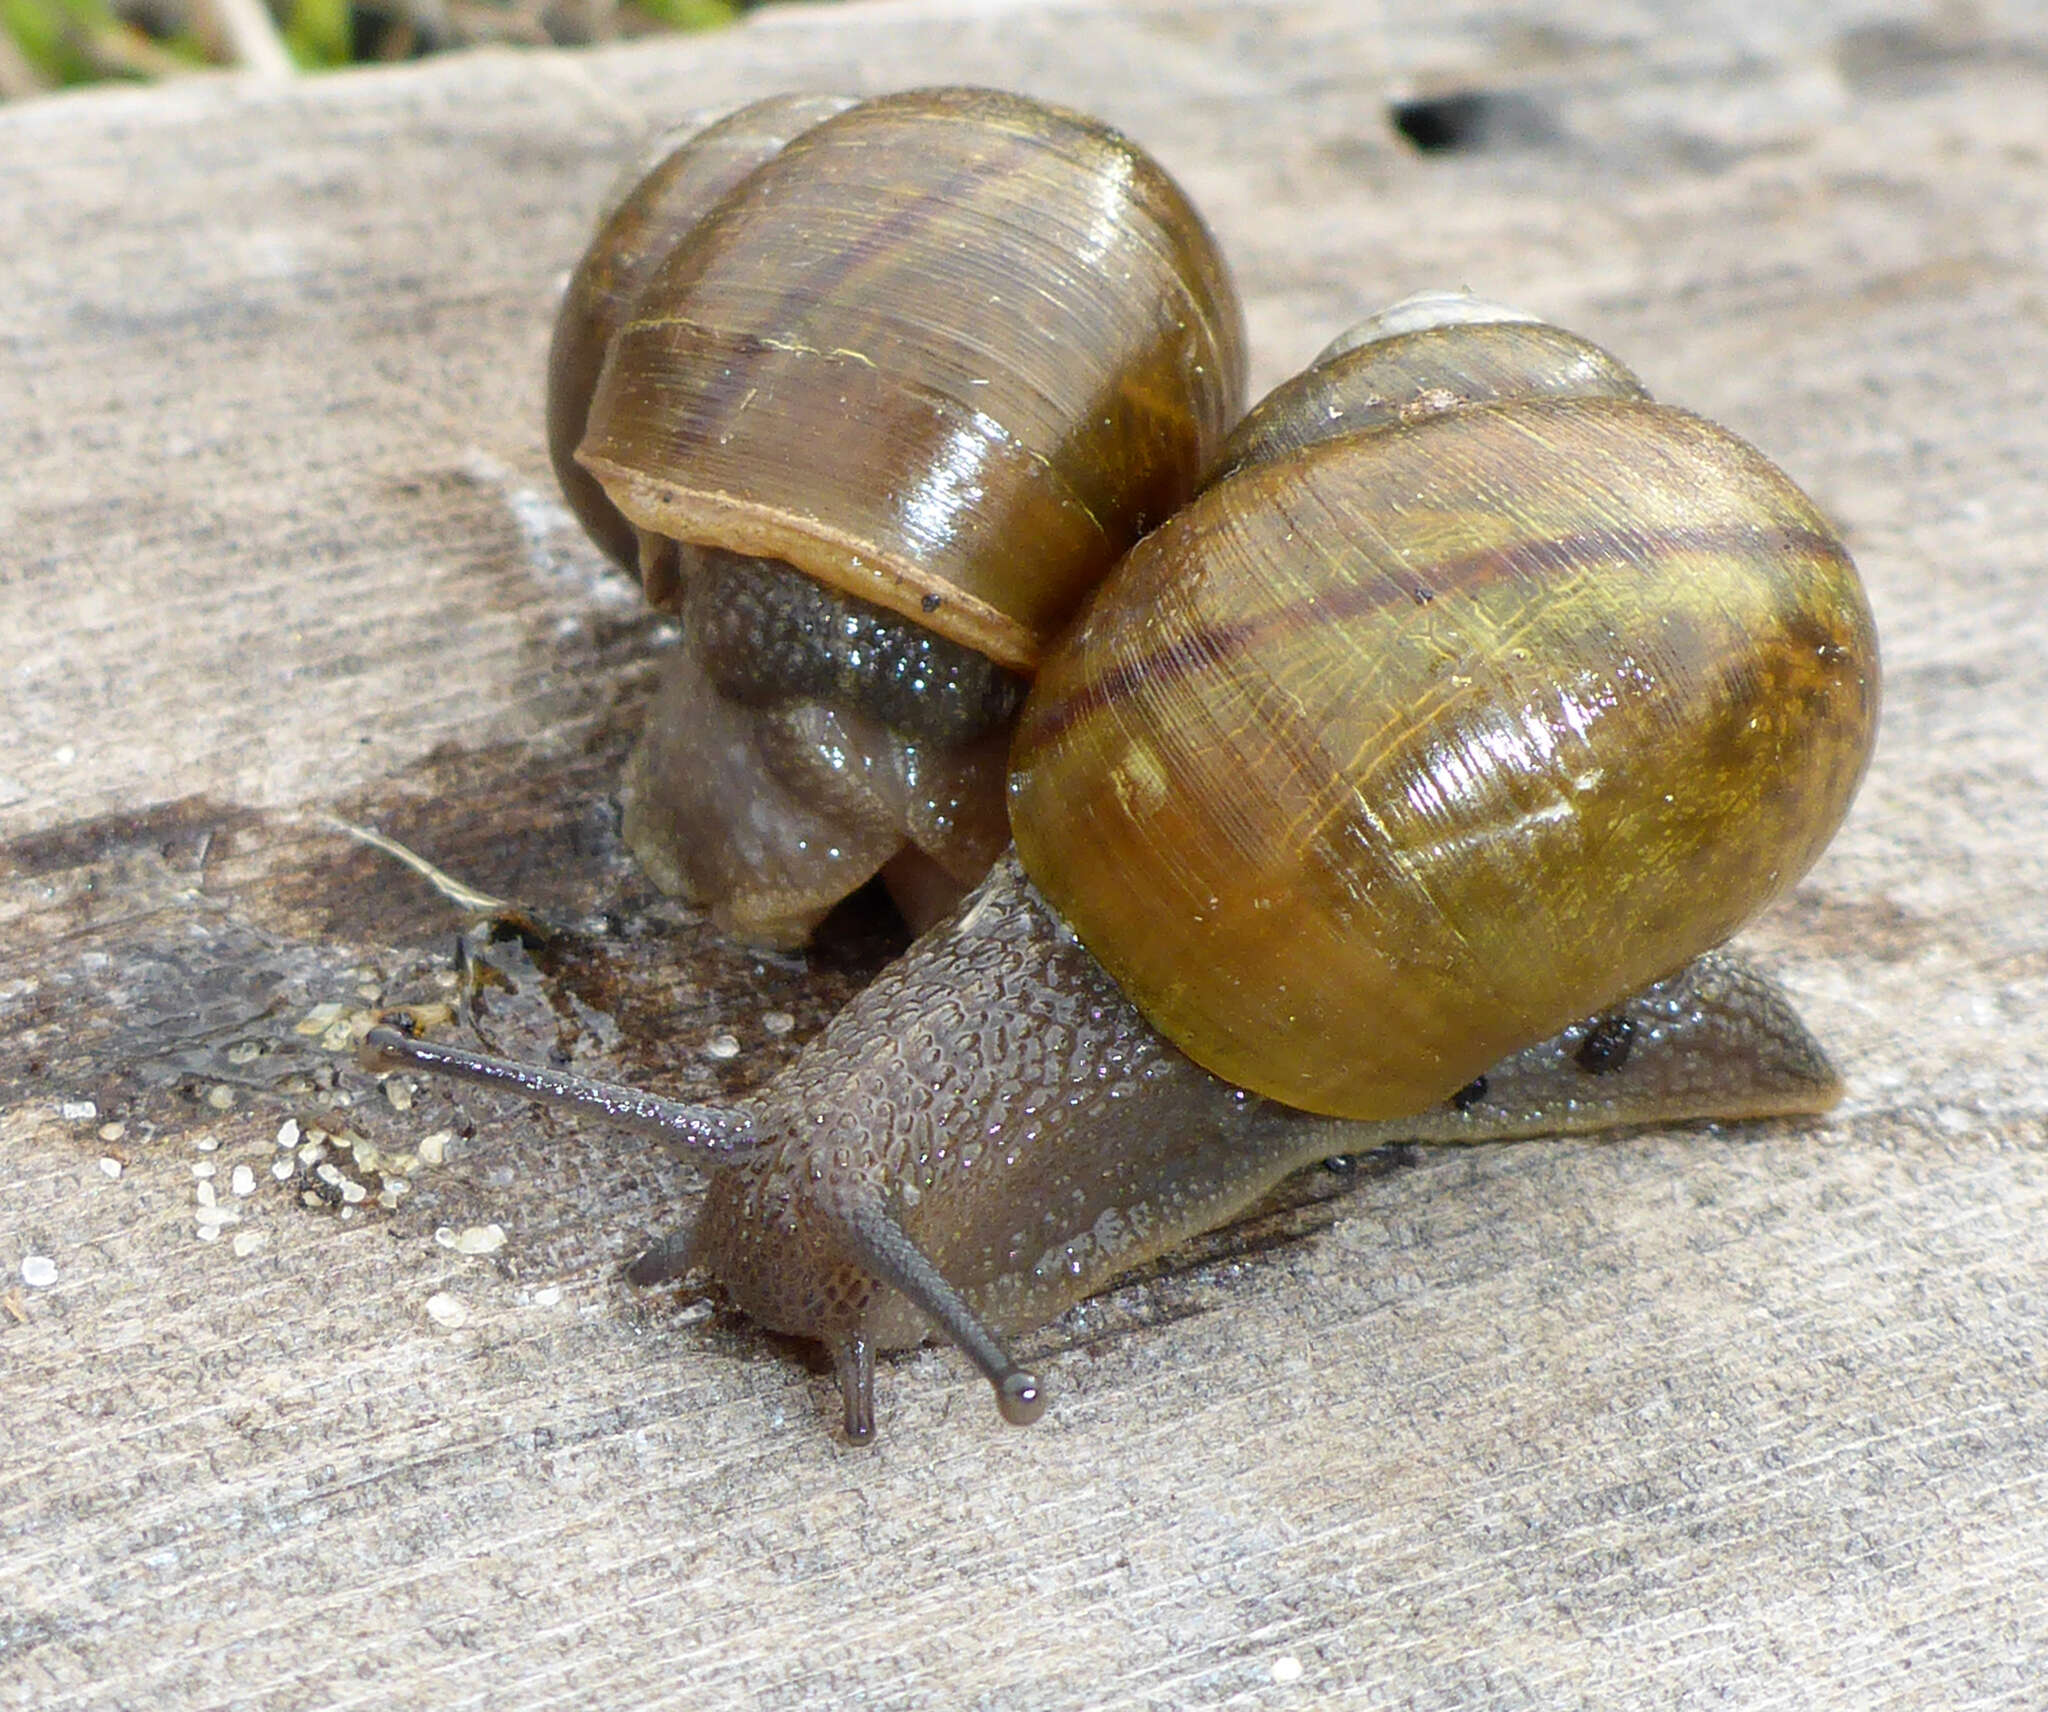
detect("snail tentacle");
top-left (830, 1186), bottom-right (1048, 1430)
top-left (359, 1026), bottom-right (762, 1159)
top-left (831, 1333), bottom-right (877, 1443)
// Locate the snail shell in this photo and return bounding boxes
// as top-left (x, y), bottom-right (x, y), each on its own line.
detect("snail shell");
top-left (570, 86), bottom-right (1245, 669)
top-left (547, 89), bottom-right (1247, 945)
top-left (1207, 290), bottom-right (1650, 479)
top-left (1011, 294), bottom-right (1879, 1117)
top-left (547, 93), bottom-right (862, 585)
top-left (371, 295), bottom-right (1878, 1438)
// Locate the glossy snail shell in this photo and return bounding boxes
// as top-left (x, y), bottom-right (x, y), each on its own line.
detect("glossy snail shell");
top-left (545, 88), bottom-right (1246, 946)
top-left (547, 93), bottom-right (861, 587)
top-left (1209, 290), bottom-right (1650, 480)
top-left (556, 86), bottom-right (1247, 674)
top-left (1010, 300), bottom-right (1880, 1119)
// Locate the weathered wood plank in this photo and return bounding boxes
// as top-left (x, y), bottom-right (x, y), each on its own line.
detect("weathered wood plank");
top-left (2, 3), bottom-right (2045, 1707)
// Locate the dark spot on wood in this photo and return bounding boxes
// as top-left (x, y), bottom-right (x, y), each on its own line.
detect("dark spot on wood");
top-left (1834, 20), bottom-right (1995, 96)
top-left (1389, 90), bottom-right (1558, 154)
top-left (0, 728), bottom-right (896, 1143)
top-left (0, 795), bottom-right (256, 881)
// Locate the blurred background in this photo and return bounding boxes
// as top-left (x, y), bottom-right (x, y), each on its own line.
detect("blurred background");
top-left (0, 0), bottom-right (754, 97)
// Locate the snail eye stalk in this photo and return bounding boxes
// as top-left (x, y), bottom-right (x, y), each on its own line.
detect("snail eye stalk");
top-left (360, 1026), bottom-right (761, 1160)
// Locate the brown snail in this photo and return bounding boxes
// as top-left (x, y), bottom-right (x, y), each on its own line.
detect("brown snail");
top-left (372, 295), bottom-right (1879, 1440)
top-left (548, 88), bottom-right (1248, 946)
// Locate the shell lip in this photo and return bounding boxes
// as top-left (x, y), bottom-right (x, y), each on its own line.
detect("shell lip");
top-left (582, 456), bottom-right (1044, 674)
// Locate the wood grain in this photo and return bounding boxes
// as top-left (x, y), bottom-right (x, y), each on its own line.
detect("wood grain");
top-left (2, 2), bottom-right (2045, 1706)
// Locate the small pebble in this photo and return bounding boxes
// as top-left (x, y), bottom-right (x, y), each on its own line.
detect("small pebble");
top-left (533, 1285), bottom-right (563, 1308)
top-left (1271, 1657), bottom-right (1303, 1686)
top-left (230, 1165), bottom-right (256, 1198)
top-left (98, 1122), bottom-right (125, 1143)
top-left (60, 1101), bottom-right (97, 1123)
top-left (452, 1224), bottom-right (506, 1256)
top-left (417, 1131), bottom-right (451, 1166)
top-left (425, 1292), bottom-right (468, 1329)
top-left (20, 1256), bottom-right (57, 1289)
top-left (195, 1181), bottom-right (217, 1208)
top-left (226, 1040), bottom-right (263, 1066)
top-left (98, 1157), bottom-right (123, 1180)
top-left (761, 1010), bottom-right (796, 1038)
top-left (383, 1080), bottom-right (414, 1113)
top-left (232, 1231), bottom-right (263, 1258)
top-left (194, 1133), bottom-right (219, 1152)
top-left (271, 1158), bottom-right (294, 1182)
top-left (205, 1085), bottom-right (236, 1111)
top-left (191, 1161), bottom-right (215, 1180)
top-left (295, 1002), bottom-right (345, 1036)
top-left (704, 1031), bottom-right (742, 1061)
top-left (275, 1119), bottom-right (301, 1150)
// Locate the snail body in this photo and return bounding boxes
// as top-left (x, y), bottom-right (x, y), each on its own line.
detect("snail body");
top-left (374, 297), bottom-right (1878, 1439)
top-left (651, 855), bottom-right (1846, 1436)
top-left (549, 88), bottom-right (1247, 946)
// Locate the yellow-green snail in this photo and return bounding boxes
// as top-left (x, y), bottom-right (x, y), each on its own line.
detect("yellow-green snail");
top-left (547, 87), bottom-right (1247, 947)
top-left (372, 291), bottom-right (1879, 1441)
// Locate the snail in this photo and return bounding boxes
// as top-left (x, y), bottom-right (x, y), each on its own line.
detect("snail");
top-left (548, 87), bottom-right (1247, 946)
top-left (371, 295), bottom-right (1879, 1440)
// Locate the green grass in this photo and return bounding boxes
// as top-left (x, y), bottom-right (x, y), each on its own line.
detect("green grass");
top-left (636, 0), bottom-right (736, 30)
top-left (2, 0), bottom-right (741, 89)
top-left (280, 0), bottom-right (348, 67)
top-left (4, 0), bottom-right (205, 83)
